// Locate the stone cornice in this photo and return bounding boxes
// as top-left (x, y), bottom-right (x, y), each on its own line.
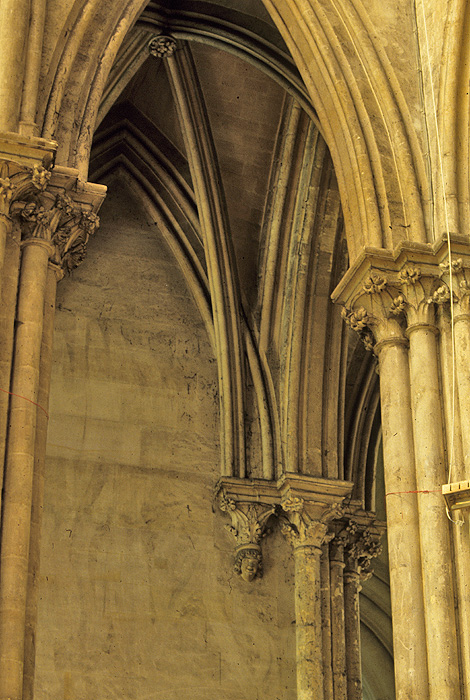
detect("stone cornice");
top-left (332, 238), bottom-right (470, 309)
top-left (216, 475), bottom-right (354, 574)
top-left (0, 131), bottom-right (57, 170)
top-left (216, 474), bottom-right (353, 507)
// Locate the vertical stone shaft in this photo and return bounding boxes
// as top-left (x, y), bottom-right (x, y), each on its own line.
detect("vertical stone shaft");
top-left (23, 265), bottom-right (59, 700)
top-left (0, 216), bottom-right (14, 302)
top-left (0, 0), bottom-right (30, 131)
top-left (19, 0), bottom-right (46, 133)
top-left (343, 561), bottom-right (362, 700)
top-left (294, 543), bottom-right (324, 700)
top-left (407, 323), bottom-right (460, 700)
top-left (376, 337), bottom-right (429, 700)
top-left (449, 313), bottom-right (470, 698)
top-left (0, 226), bottom-right (21, 506)
top-left (0, 239), bottom-right (51, 700)
top-left (454, 315), bottom-right (470, 465)
top-left (320, 548), bottom-right (333, 700)
top-left (329, 543), bottom-right (347, 700)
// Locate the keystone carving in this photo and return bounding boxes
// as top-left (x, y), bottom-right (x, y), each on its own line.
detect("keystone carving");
top-left (17, 192), bottom-right (99, 274)
top-left (219, 492), bottom-right (275, 582)
top-left (149, 35), bottom-right (177, 59)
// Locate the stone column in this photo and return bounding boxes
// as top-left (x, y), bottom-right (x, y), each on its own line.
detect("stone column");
top-left (320, 548), bottom-right (334, 700)
top-left (436, 259), bottom-right (470, 698)
top-left (329, 537), bottom-right (347, 700)
top-left (280, 497), bottom-right (344, 700)
top-left (217, 475), bottom-right (352, 698)
top-left (396, 265), bottom-right (460, 700)
top-left (333, 249), bottom-right (470, 700)
top-left (0, 0), bottom-right (30, 131)
top-left (0, 230), bottom-right (52, 699)
top-left (0, 172), bottom-right (104, 700)
top-left (0, 144), bottom-right (54, 512)
top-left (343, 524), bottom-right (382, 700)
top-left (22, 262), bottom-right (62, 700)
top-left (337, 270), bottom-right (429, 700)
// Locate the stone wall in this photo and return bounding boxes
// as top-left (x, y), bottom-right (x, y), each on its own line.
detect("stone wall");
top-left (34, 181), bottom-right (296, 700)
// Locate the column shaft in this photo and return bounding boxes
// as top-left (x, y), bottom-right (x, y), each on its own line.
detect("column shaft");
top-left (294, 544), bottom-right (324, 700)
top-left (407, 324), bottom-right (460, 700)
top-left (0, 0), bottom-right (31, 131)
top-left (438, 309), bottom-right (470, 697)
top-left (344, 566), bottom-right (361, 700)
top-left (329, 546), bottom-right (347, 700)
top-left (454, 316), bottom-right (470, 465)
top-left (0, 225), bottom-right (21, 511)
top-left (320, 548), bottom-right (333, 700)
top-left (23, 265), bottom-right (58, 700)
top-left (0, 239), bottom-right (51, 700)
top-left (377, 339), bottom-right (429, 700)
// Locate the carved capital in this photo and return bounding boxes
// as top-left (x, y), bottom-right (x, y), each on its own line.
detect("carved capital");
top-left (341, 300), bottom-right (406, 352)
top-left (279, 496), bottom-right (341, 551)
top-left (219, 492), bottom-right (274, 581)
top-left (394, 265), bottom-right (440, 327)
top-left (338, 521), bottom-right (383, 581)
top-left (17, 192), bottom-right (100, 273)
top-left (438, 258), bottom-right (470, 317)
top-left (338, 262), bottom-right (443, 347)
top-left (0, 160), bottom-right (51, 219)
top-left (149, 35), bottom-right (177, 59)
top-left (14, 166), bottom-right (105, 274)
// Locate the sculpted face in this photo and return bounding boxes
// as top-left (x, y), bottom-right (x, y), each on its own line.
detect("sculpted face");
top-left (240, 555), bottom-right (259, 582)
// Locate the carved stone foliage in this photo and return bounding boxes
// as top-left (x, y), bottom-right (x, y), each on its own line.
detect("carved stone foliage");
top-left (279, 496), bottom-right (343, 551)
top-left (16, 191), bottom-right (99, 274)
top-left (437, 257), bottom-right (470, 316)
top-left (0, 160), bottom-right (51, 218)
top-left (149, 35), bottom-right (177, 59)
top-left (219, 492), bottom-right (275, 581)
top-left (335, 521), bottom-right (383, 580)
top-left (340, 265), bottom-right (443, 349)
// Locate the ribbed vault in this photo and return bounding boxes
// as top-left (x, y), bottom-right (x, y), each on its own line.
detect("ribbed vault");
top-left (86, 8), bottom-right (393, 695)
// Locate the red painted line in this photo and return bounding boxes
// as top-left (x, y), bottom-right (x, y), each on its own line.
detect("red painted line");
top-left (0, 387), bottom-right (49, 419)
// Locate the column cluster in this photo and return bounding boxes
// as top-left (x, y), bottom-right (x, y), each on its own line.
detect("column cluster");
top-left (334, 245), bottom-right (467, 700)
top-left (0, 134), bottom-right (106, 700)
top-left (217, 474), bottom-right (383, 700)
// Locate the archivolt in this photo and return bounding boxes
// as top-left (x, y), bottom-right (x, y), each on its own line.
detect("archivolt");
top-left (262, 0), bottom-right (429, 256)
top-left (38, 0), bottom-right (429, 262)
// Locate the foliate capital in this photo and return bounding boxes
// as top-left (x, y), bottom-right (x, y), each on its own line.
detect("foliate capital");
top-left (341, 302), bottom-right (406, 352)
top-left (0, 160), bottom-right (52, 218)
top-left (17, 192), bottom-right (100, 273)
top-left (438, 257), bottom-right (470, 316)
top-left (336, 521), bottom-right (383, 580)
top-left (219, 492), bottom-right (275, 582)
top-left (338, 264), bottom-right (443, 347)
top-left (279, 496), bottom-right (342, 551)
top-left (14, 167), bottom-right (105, 274)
